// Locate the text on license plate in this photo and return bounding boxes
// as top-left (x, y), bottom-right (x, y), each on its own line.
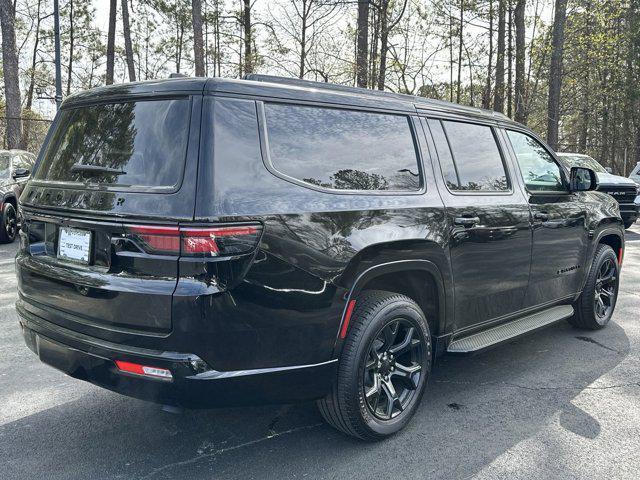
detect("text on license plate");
top-left (58, 227), bottom-right (91, 263)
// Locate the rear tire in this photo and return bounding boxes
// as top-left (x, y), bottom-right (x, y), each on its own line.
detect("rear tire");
top-left (569, 244), bottom-right (619, 330)
top-left (623, 218), bottom-right (635, 229)
top-left (0, 203), bottom-right (17, 244)
top-left (318, 290), bottom-right (432, 441)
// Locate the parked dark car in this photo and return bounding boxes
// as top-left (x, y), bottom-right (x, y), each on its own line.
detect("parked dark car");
top-left (0, 149), bottom-right (36, 243)
top-left (557, 152), bottom-right (640, 229)
top-left (15, 76), bottom-right (625, 440)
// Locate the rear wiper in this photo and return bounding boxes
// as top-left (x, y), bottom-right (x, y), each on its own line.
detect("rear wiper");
top-left (70, 163), bottom-right (126, 175)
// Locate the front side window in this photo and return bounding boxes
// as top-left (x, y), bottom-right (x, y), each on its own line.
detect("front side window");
top-left (264, 104), bottom-right (421, 192)
top-left (507, 130), bottom-right (566, 192)
top-left (13, 153), bottom-right (35, 171)
top-left (440, 120), bottom-right (510, 192)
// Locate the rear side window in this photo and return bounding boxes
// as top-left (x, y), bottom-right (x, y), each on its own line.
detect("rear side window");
top-left (35, 98), bottom-right (191, 189)
top-left (263, 104), bottom-right (421, 192)
top-left (430, 119), bottom-right (509, 192)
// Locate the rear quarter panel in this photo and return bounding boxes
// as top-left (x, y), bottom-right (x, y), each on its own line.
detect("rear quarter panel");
top-left (185, 96), bottom-right (450, 370)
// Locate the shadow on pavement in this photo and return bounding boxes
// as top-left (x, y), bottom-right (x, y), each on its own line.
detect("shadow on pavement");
top-left (0, 318), bottom-right (630, 480)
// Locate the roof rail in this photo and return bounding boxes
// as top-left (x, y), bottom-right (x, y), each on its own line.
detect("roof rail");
top-left (169, 73), bottom-right (189, 78)
top-left (243, 74), bottom-right (510, 121)
top-left (244, 74), bottom-right (383, 96)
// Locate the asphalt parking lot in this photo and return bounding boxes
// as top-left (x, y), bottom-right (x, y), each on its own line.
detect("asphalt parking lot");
top-left (1, 227), bottom-right (640, 480)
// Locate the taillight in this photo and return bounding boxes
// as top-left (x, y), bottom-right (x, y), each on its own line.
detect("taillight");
top-left (125, 223), bottom-right (262, 257)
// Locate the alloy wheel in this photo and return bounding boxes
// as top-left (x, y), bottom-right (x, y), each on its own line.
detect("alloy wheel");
top-left (594, 257), bottom-right (617, 319)
top-left (4, 207), bottom-right (17, 240)
top-left (363, 318), bottom-right (425, 421)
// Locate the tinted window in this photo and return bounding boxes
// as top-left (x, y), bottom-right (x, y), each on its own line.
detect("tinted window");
top-left (441, 120), bottom-right (509, 191)
top-left (427, 119), bottom-right (458, 188)
top-left (0, 153), bottom-right (10, 178)
top-left (264, 104), bottom-right (421, 191)
top-left (35, 99), bottom-right (190, 188)
top-left (507, 130), bottom-right (565, 192)
top-left (14, 153), bottom-right (35, 171)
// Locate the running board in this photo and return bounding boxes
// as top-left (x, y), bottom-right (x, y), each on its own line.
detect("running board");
top-left (447, 305), bottom-right (574, 354)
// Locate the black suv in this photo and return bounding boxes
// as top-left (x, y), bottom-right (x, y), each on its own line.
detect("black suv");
top-left (15, 76), bottom-right (624, 440)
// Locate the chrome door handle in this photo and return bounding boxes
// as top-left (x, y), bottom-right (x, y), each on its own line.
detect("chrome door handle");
top-left (534, 212), bottom-right (549, 222)
top-left (453, 216), bottom-right (480, 227)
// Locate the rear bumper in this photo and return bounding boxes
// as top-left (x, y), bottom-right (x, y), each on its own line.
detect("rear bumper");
top-left (17, 301), bottom-right (337, 408)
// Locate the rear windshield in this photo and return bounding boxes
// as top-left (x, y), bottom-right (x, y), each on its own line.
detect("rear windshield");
top-left (35, 98), bottom-right (191, 189)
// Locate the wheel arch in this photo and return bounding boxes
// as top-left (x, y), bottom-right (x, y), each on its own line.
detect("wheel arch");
top-left (594, 228), bottom-right (624, 264)
top-left (334, 259), bottom-right (449, 356)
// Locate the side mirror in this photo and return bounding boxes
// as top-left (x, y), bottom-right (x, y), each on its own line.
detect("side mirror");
top-left (570, 166), bottom-right (598, 192)
top-left (12, 168), bottom-right (30, 179)
top-left (605, 166), bottom-right (613, 174)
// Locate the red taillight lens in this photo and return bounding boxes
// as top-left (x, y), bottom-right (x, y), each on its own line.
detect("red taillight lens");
top-left (127, 225), bottom-right (181, 254)
top-left (125, 224), bottom-right (262, 257)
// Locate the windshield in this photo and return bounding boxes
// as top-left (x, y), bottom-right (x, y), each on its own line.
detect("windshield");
top-left (0, 153), bottom-right (10, 179)
top-left (560, 154), bottom-right (607, 173)
top-left (35, 98), bottom-right (191, 189)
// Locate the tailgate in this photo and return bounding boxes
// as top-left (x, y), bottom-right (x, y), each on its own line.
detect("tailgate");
top-left (17, 212), bottom-right (178, 334)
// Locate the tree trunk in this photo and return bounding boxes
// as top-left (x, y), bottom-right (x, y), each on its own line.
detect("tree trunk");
top-left (456, 0), bottom-right (464, 103)
top-left (26, 0), bottom-right (42, 110)
top-left (482, 0), bottom-right (493, 109)
top-left (299, 0), bottom-right (308, 79)
top-left (122, 0), bottom-right (136, 81)
top-left (106, 0), bottom-right (117, 85)
top-left (191, 0), bottom-right (205, 76)
top-left (66, 0), bottom-right (74, 95)
top-left (242, 0), bottom-right (252, 75)
top-left (356, 0), bottom-right (369, 88)
top-left (377, 0), bottom-right (389, 90)
top-left (513, 0), bottom-right (526, 123)
top-left (507, 0), bottom-right (513, 117)
top-left (0, 0), bottom-right (23, 149)
top-left (493, 0), bottom-right (506, 113)
top-left (546, 0), bottom-right (568, 150)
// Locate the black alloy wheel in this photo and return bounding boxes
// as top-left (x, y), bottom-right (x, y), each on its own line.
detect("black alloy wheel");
top-left (0, 203), bottom-right (17, 244)
top-left (570, 244), bottom-right (619, 330)
top-left (318, 290), bottom-right (432, 441)
top-left (363, 319), bottom-right (424, 420)
top-left (593, 257), bottom-right (617, 320)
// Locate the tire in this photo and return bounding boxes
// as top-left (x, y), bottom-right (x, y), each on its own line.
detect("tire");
top-left (0, 203), bottom-right (17, 244)
top-left (623, 218), bottom-right (635, 229)
top-left (569, 244), bottom-right (619, 330)
top-left (318, 290), bottom-right (432, 441)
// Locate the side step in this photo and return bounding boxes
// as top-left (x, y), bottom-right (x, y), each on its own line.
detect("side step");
top-left (447, 305), bottom-right (574, 354)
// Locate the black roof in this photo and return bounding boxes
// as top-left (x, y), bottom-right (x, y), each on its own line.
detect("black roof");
top-left (62, 75), bottom-right (515, 125)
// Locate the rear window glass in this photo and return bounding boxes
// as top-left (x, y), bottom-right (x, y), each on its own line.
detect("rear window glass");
top-left (35, 98), bottom-right (190, 189)
top-left (264, 104), bottom-right (421, 191)
top-left (439, 120), bottom-right (509, 192)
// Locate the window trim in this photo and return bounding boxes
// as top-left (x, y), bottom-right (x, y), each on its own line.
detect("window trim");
top-left (427, 117), bottom-right (514, 196)
top-left (504, 127), bottom-right (570, 196)
top-left (256, 101), bottom-right (426, 196)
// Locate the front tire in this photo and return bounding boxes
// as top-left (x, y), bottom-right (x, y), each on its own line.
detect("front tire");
top-left (0, 203), bottom-right (17, 244)
top-left (569, 244), bottom-right (619, 330)
top-left (318, 290), bottom-right (432, 441)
